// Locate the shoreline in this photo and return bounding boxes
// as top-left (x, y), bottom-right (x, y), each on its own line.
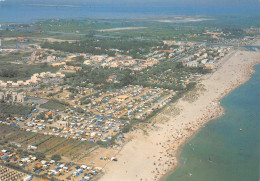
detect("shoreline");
top-left (98, 49), bottom-right (260, 181)
top-left (159, 105), bottom-right (225, 181)
top-left (160, 55), bottom-right (260, 181)
top-left (160, 60), bottom-right (259, 181)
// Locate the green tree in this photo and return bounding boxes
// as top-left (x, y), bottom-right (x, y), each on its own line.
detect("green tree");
top-left (35, 152), bottom-right (46, 160)
top-left (40, 62), bottom-right (48, 68)
top-left (51, 154), bottom-right (61, 162)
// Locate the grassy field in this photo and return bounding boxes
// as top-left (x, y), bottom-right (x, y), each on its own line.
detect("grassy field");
top-left (40, 98), bottom-right (68, 111)
top-left (0, 52), bottom-right (58, 81)
top-left (0, 124), bottom-right (96, 162)
top-left (2, 15), bottom-right (258, 43)
top-left (0, 103), bottom-right (35, 117)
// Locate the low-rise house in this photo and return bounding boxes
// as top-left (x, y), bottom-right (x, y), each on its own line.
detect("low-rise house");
top-left (116, 95), bottom-right (129, 102)
top-left (186, 61), bottom-right (199, 67)
top-left (0, 82), bottom-right (7, 87)
top-left (0, 91), bottom-right (27, 103)
top-left (66, 55), bottom-right (77, 62)
top-left (59, 66), bottom-right (82, 74)
top-left (83, 60), bottom-right (91, 65)
top-left (204, 61), bottom-right (215, 69)
top-left (17, 37), bottom-right (29, 42)
top-left (27, 145), bottom-right (37, 151)
top-left (201, 59), bottom-right (208, 64)
top-left (52, 62), bottom-right (66, 67)
top-left (47, 55), bottom-right (57, 62)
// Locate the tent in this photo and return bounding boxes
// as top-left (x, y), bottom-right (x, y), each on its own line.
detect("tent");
top-left (111, 157), bottom-right (118, 161)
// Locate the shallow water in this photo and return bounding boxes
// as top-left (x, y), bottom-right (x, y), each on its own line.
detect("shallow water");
top-left (166, 63), bottom-right (260, 181)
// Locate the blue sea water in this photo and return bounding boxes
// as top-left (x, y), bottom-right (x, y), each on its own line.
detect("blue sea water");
top-left (0, 0), bottom-right (259, 23)
top-left (245, 46), bottom-right (260, 51)
top-left (166, 63), bottom-right (260, 181)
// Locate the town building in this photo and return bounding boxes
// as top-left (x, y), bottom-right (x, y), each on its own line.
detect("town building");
top-left (0, 91), bottom-right (27, 103)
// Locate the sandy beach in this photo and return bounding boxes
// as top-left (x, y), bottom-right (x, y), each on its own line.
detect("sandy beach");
top-left (98, 49), bottom-right (260, 181)
top-left (252, 38), bottom-right (260, 46)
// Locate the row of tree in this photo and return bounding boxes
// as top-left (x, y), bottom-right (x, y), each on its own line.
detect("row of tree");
top-left (64, 60), bottom-right (210, 92)
top-left (41, 38), bottom-right (163, 59)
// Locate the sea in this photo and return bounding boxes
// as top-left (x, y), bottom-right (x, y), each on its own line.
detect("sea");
top-left (165, 62), bottom-right (260, 181)
top-left (0, 0), bottom-right (259, 23)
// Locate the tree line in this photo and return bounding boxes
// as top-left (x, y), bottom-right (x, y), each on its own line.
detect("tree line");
top-left (41, 38), bottom-right (163, 59)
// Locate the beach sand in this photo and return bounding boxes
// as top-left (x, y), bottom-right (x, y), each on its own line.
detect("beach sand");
top-left (98, 49), bottom-right (260, 181)
top-left (251, 38), bottom-right (260, 46)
